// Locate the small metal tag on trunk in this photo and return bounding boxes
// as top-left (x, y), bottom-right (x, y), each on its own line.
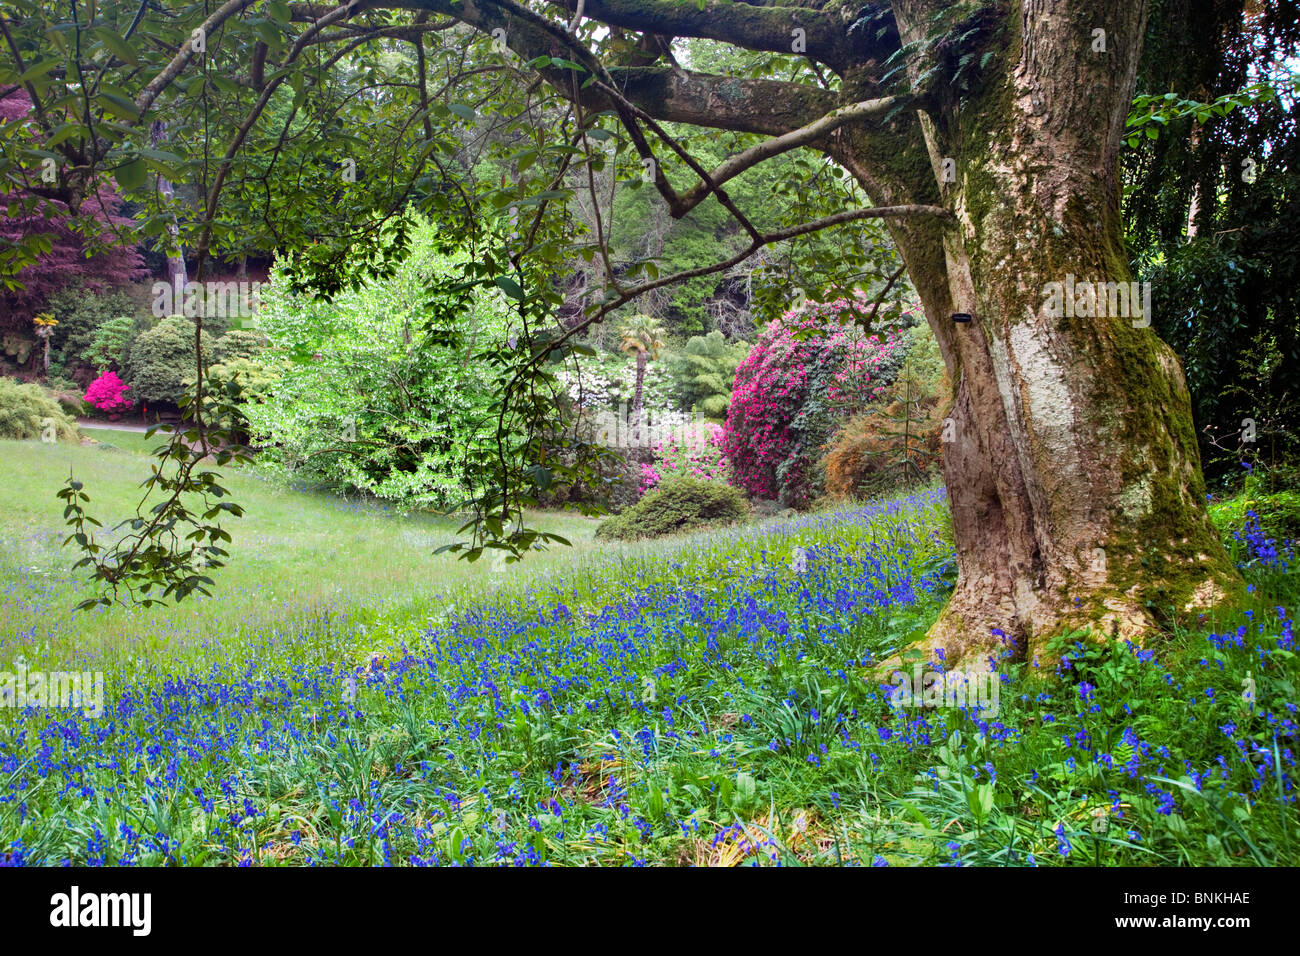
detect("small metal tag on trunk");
top-left (952, 312), bottom-right (973, 323)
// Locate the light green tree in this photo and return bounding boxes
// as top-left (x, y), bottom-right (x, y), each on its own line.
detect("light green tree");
top-left (247, 217), bottom-right (517, 510)
top-left (665, 330), bottom-right (750, 418)
top-left (85, 316), bottom-right (136, 372)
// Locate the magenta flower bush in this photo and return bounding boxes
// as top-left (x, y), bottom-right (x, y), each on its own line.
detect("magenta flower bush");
top-left (723, 295), bottom-right (903, 507)
top-left (640, 423), bottom-right (729, 494)
top-left (83, 370), bottom-right (133, 414)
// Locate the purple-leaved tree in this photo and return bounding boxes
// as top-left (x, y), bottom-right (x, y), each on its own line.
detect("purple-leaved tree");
top-left (0, 89), bottom-right (148, 329)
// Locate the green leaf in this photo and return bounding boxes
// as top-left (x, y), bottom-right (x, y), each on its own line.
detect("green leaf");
top-left (253, 21), bottom-right (284, 48)
top-left (95, 91), bottom-right (139, 122)
top-left (114, 157), bottom-right (149, 192)
top-left (93, 27), bottom-right (140, 66)
top-left (17, 58), bottom-right (60, 84)
top-left (494, 276), bottom-right (525, 300)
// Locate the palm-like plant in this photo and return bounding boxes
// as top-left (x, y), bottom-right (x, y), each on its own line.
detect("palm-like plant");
top-left (618, 317), bottom-right (665, 415)
top-left (32, 312), bottom-right (57, 374)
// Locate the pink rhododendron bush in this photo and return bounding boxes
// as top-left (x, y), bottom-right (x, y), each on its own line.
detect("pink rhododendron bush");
top-left (723, 296), bottom-right (904, 508)
top-left (639, 422), bottom-right (730, 494)
top-left (83, 370), bottom-right (133, 415)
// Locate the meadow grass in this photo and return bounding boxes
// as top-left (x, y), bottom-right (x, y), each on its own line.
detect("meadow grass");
top-left (0, 436), bottom-right (603, 680)
top-left (74, 426), bottom-right (158, 457)
top-left (0, 437), bottom-right (1295, 867)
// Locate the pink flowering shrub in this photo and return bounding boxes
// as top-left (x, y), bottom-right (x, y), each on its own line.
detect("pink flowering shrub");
top-left (640, 423), bottom-right (729, 494)
top-left (83, 370), bottom-right (132, 414)
top-left (723, 295), bottom-right (903, 507)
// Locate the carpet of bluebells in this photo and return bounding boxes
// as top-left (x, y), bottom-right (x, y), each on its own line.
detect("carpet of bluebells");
top-left (1, 486), bottom-right (1296, 866)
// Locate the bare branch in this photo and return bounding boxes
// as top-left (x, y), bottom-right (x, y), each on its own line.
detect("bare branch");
top-left (539, 0), bottom-right (877, 73)
top-left (667, 95), bottom-right (903, 217)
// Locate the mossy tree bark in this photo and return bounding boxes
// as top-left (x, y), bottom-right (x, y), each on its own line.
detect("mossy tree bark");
top-left (874, 0), bottom-right (1240, 663)
top-left (410, 0), bottom-right (1241, 664)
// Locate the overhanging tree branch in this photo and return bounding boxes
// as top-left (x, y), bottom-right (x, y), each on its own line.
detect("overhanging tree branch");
top-left (666, 95), bottom-right (904, 217)
top-left (191, 4), bottom-right (372, 276)
top-left (540, 0), bottom-right (871, 73)
top-left (401, 0), bottom-right (838, 137)
top-left (528, 202), bottom-right (952, 379)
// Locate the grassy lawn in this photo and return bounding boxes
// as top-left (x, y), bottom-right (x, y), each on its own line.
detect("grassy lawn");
top-left (0, 436), bottom-right (1295, 867)
top-left (0, 436), bottom-right (603, 679)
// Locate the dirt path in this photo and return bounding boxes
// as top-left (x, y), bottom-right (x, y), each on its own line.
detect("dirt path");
top-left (77, 420), bottom-right (152, 433)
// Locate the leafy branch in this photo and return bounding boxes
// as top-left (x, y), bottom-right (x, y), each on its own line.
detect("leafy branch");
top-left (1125, 82), bottom-right (1283, 148)
top-left (58, 386), bottom-right (251, 609)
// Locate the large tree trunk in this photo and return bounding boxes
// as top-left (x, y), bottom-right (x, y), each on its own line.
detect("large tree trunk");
top-left (858, 0), bottom-right (1240, 665)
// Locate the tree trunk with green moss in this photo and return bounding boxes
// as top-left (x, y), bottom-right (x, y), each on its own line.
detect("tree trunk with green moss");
top-left (872, 0), bottom-right (1240, 663)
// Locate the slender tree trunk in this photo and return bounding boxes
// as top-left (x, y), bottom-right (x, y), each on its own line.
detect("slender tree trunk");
top-left (634, 351), bottom-right (646, 415)
top-left (847, 0), bottom-right (1240, 666)
top-left (1185, 121), bottom-right (1203, 239)
top-left (151, 120), bottom-right (187, 294)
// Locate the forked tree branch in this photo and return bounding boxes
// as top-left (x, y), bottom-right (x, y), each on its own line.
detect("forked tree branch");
top-left (135, 0), bottom-right (265, 119)
top-left (666, 95), bottom-right (904, 217)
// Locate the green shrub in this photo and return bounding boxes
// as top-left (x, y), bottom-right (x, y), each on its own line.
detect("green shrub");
top-left (45, 285), bottom-right (138, 371)
top-left (126, 316), bottom-right (213, 405)
top-left (214, 329), bottom-right (266, 363)
top-left (185, 355), bottom-right (287, 436)
top-left (0, 377), bottom-right (79, 441)
top-left (84, 315), bottom-right (138, 372)
top-left (248, 217), bottom-right (519, 508)
top-left (200, 357), bottom-right (284, 404)
top-left (51, 388), bottom-right (89, 419)
top-left (596, 477), bottom-right (748, 540)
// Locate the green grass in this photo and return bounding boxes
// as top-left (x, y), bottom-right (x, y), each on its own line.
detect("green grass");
top-left (0, 436), bottom-right (603, 679)
top-left (75, 426), bottom-right (159, 457)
